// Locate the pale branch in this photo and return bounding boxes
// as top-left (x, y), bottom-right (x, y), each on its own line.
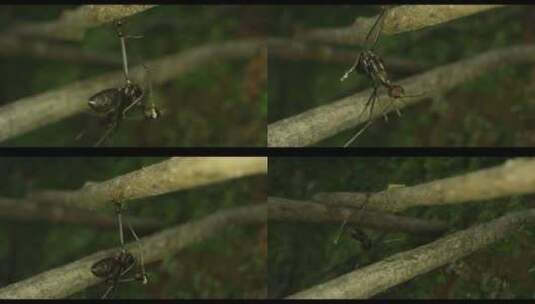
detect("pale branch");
top-left (0, 38), bottom-right (265, 143)
top-left (7, 5), bottom-right (157, 41)
top-left (0, 34), bottom-right (122, 67)
top-left (298, 5), bottom-right (505, 45)
top-left (0, 203), bottom-right (266, 299)
top-left (0, 197), bottom-right (162, 231)
top-left (288, 208), bottom-right (535, 299)
top-left (29, 157), bottom-right (267, 210)
top-left (268, 197), bottom-right (449, 236)
top-left (268, 44), bottom-right (535, 147)
top-left (313, 158), bottom-right (535, 213)
top-left (267, 39), bottom-right (426, 73)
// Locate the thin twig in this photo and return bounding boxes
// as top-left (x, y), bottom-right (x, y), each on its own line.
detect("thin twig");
top-left (0, 197), bottom-right (162, 231)
top-left (268, 197), bottom-right (449, 236)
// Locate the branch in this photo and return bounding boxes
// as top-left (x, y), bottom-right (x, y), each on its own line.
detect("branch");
top-left (0, 197), bottom-right (162, 231)
top-left (288, 208), bottom-right (535, 299)
top-left (314, 158), bottom-right (535, 213)
top-left (7, 5), bottom-right (156, 41)
top-left (0, 34), bottom-right (122, 67)
top-left (268, 44), bottom-right (535, 147)
top-left (0, 38), bottom-right (265, 143)
top-left (267, 38), bottom-right (426, 73)
top-left (299, 5), bottom-right (505, 45)
top-left (0, 204), bottom-right (266, 299)
top-left (268, 197), bottom-right (448, 236)
top-left (30, 157), bottom-right (267, 210)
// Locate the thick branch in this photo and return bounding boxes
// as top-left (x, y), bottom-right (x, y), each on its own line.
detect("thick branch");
top-left (7, 5), bottom-right (156, 41)
top-left (0, 38), bottom-right (265, 143)
top-left (0, 197), bottom-right (162, 231)
top-left (0, 204), bottom-right (266, 299)
top-left (314, 158), bottom-right (535, 213)
top-left (268, 197), bottom-right (448, 236)
top-left (0, 35), bottom-right (122, 67)
top-left (30, 157), bottom-right (267, 210)
top-left (299, 5), bottom-right (504, 45)
top-left (288, 208), bottom-right (535, 299)
top-left (268, 44), bottom-right (535, 147)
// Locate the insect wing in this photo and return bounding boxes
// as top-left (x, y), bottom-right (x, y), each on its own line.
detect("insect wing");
top-left (88, 88), bottom-right (124, 114)
top-left (91, 257), bottom-right (117, 278)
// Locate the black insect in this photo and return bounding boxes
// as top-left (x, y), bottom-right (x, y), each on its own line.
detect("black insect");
top-left (91, 202), bottom-right (148, 299)
top-left (86, 20), bottom-right (160, 147)
top-left (348, 226), bottom-right (372, 250)
top-left (341, 6), bottom-right (421, 147)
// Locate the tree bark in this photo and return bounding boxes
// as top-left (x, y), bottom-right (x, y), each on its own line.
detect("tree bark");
top-left (288, 208), bottom-right (535, 299)
top-left (30, 157), bottom-right (267, 210)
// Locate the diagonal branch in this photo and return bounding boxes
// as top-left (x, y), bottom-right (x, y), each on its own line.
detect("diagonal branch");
top-left (0, 203), bottom-right (266, 299)
top-left (288, 208), bottom-right (535, 299)
top-left (268, 197), bottom-right (449, 236)
top-left (29, 157), bottom-right (267, 210)
top-left (268, 44), bottom-right (535, 147)
top-left (299, 5), bottom-right (505, 45)
top-left (314, 158), bottom-right (535, 213)
top-left (0, 38), bottom-right (265, 143)
top-left (0, 197), bottom-right (162, 231)
top-left (0, 35), bottom-right (122, 67)
top-left (7, 5), bottom-right (156, 41)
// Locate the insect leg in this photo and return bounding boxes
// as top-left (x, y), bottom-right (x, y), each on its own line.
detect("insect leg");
top-left (115, 202), bottom-right (125, 247)
top-left (341, 53), bottom-right (362, 82)
top-left (343, 86), bottom-right (378, 147)
top-left (125, 217), bottom-right (148, 284)
top-left (101, 283), bottom-right (116, 299)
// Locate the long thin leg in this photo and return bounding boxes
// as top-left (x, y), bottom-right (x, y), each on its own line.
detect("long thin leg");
top-left (366, 7), bottom-right (389, 50)
top-left (344, 86), bottom-right (378, 147)
top-left (126, 218), bottom-right (148, 284)
top-left (101, 283), bottom-right (116, 299)
top-left (94, 123), bottom-right (117, 147)
top-left (115, 202), bottom-right (125, 247)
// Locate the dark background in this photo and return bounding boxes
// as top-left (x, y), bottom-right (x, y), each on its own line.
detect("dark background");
top-left (0, 5), bottom-right (268, 147)
top-left (268, 5), bottom-right (535, 147)
top-left (0, 157), bottom-right (266, 298)
top-left (268, 157), bottom-right (535, 298)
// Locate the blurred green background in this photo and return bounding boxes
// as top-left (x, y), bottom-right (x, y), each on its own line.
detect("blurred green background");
top-left (0, 157), bottom-right (266, 298)
top-left (268, 157), bottom-right (535, 298)
top-left (0, 5), bottom-right (268, 147)
top-left (268, 5), bottom-right (535, 146)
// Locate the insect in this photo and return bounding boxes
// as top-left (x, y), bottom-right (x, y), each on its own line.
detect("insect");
top-left (347, 226), bottom-right (372, 250)
top-left (91, 202), bottom-right (148, 299)
top-left (86, 20), bottom-right (160, 147)
top-left (341, 6), bottom-right (421, 147)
